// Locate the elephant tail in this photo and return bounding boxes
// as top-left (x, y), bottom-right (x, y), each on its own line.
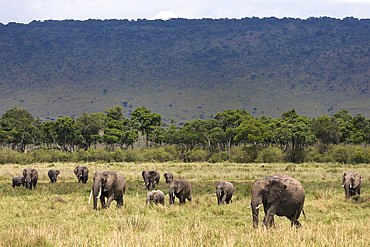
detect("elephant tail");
top-left (301, 209), bottom-right (306, 219)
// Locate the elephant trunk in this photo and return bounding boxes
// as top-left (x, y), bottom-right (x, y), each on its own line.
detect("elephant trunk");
top-left (251, 200), bottom-right (261, 228)
top-left (216, 189), bottom-right (221, 205)
top-left (344, 182), bottom-right (351, 198)
top-left (169, 188), bottom-right (175, 205)
top-left (92, 182), bottom-right (102, 210)
top-left (25, 177), bottom-right (31, 190)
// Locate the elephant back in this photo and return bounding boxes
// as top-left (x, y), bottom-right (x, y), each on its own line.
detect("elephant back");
top-left (275, 174), bottom-right (305, 202)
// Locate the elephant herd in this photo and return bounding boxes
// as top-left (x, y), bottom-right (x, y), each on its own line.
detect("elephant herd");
top-left (12, 166), bottom-right (363, 228)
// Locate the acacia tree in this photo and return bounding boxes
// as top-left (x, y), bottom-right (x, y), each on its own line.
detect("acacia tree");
top-left (0, 106), bottom-right (39, 152)
top-left (76, 112), bottom-right (105, 150)
top-left (214, 109), bottom-right (250, 160)
top-left (311, 115), bottom-right (341, 153)
top-left (270, 109), bottom-right (316, 163)
top-left (131, 106), bottom-right (161, 146)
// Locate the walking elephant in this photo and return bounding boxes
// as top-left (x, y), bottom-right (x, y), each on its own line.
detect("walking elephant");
top-left (23, 168), bottom-right (39, 190)
top-left (164, 172), bottom-right (174, 183)
top-left (12, 176), bottom-right (24, 188)
top-left (342, 171), bottom-right (363, 199)
top-left (169, 179), bottom-right (192, 205)
top-left (216, 181), bottom-right (234, 205)
top-left (142, 170), bottom-right (160, 190)
top-left (250, 174), bottom-right (305, 228)
top-left (74, 165), bottom-right (89, 184)
top-left (48, 169), bottom-right (60, 183)
top-left (146, 190), bottom-right (165, 205)
top-left (89, 170), bottom-right (126, 210)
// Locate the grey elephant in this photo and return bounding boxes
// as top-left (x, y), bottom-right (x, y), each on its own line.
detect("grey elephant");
top-left (142, 170), bottom-right (160, 190)
top-left (23, 168), bottom-right (39, 190)
top-left (12, 176), bottom-right (24, 188)
top-left (146, 190), bottom-right (165, 205)
top-left (48, 169), bottom-right (60, 183)
top-left (169, 179), bottom-right (192, 205)
top-left (216, 181), bottom-right (234, 205)
top-left (74, 165), bottom-right (89, 184)
top-left (250, 174), bottom-right (305, 228)
top-left (342, 171), bottom-right (363, 199)
top-left (164, 172), bottom-right (174, 183)
top-left (89, 170), bottom-right (126, 210)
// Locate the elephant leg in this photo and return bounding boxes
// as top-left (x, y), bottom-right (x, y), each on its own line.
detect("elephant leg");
top-left (116, 196), bottom-right (123, 208)
top-left (263, 207), bottom-right (277, 228)
top-left (105, 192), bottom-right (115, 208)
top-left (100, 196), bottom-right (106, 208)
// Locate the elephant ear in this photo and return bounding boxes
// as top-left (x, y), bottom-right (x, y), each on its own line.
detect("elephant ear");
top-left (177, 181), bottom-right (185, 193)
top-left (267, 179), bottom-right (286, 203)
top-left (31, 169), bottom-right (37, 178)
top-left (74, 167), bottom-right (78, 175)
top-left (352, 174), bottom-right (361, 188)
top-left (56, 170), bottom-right (60, 176)
top-left (149, 171), bottom-right (158, 179)
top-left (104, 171), bottom-right (117, 192)
top-left (342, 173), bottom-right (346, 185)
top-left (23, 169), bottom-right (27, 177)
top-left (142, 171), bottom-right (147, 179)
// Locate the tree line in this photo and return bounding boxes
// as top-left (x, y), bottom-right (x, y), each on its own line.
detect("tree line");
top-left (0, 106), bottom-right (369, 164)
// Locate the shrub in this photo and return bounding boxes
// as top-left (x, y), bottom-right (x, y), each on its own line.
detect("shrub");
top-left (187, 148), bottom-right (209, 162)
top-left (255, 146), bottom-right (284, 163)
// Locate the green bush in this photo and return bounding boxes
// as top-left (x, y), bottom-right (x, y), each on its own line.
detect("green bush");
top-left (187, 148), bottom-right (209, 162)
top-left (255, 146), bottom-right (284, 163)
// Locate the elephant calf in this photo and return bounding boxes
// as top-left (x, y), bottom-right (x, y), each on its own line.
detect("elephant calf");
top-left (216, 181), bottom-right (234, 205)
top-left (250, 174), bottom-right (305, 228)
top-left (12, 176), bottom-right (24, 188)
top-left (48, 169), bottom-right (60, 183)
top-left (146, 190), bottom-right (165, 205)
top-left (342, 171), bottom-right (363, 199)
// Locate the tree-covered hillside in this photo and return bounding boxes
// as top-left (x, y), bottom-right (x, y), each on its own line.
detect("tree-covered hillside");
top-left (0, 17), bottom-right (369, 124)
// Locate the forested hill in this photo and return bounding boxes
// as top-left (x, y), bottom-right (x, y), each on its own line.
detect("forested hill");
top-left (0, 17), bottom-right (369, 124)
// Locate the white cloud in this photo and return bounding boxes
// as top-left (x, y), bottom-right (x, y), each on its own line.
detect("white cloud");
top-left (153, 11), bottom-right (179, 20)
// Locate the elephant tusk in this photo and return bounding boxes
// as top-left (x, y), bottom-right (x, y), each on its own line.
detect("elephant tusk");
top-left (255, 204), bottom-right (261, 209)
top-left (96, 187), bottom-right (102, 199)
top-left (247, 205), bottom-right (251, 209)
top-left (165, 193), bottom-right (169, 198)
top-left (342, 185), bottom-right (344, 187)
top-left (147, 182), bottom-right (150, 185)
top-left (220, 193), bottom-right (222, 197)
top-left (214, 193), bottom-right (216, 196)
top-left (88, 190), bottom-right (93, 204)
top-left (172, 193), bottom-right (175, 198)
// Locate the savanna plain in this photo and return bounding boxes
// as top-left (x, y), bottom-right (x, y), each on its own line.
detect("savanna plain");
top-left (0, 162), bottom-right (368, 247)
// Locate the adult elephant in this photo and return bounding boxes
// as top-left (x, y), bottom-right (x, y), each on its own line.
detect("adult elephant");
top-left (74, 165), bottom-right (89, 184)
top-left (146, 190), bottom-right (165, 205)
top-left (23, 168), bottom-right (39, 190)
top-left (12, 176), bottom-right (24, 188)
top-left (48, 169), bottom-right (60, 183)
top-left (216, 181), bottom-right (234, 205)
top-left (169, 179), bottom-right (192, 205)
top-left (250, 174), bottom-right (305, 228)
top-left (142, 170), bottom-right (160, 190)
top-left (164, 172), bottom-right (174, 183)
top-left (342, 171), bottom-right (363, 199)
top-left (89, 170), bottom-right (126, 210)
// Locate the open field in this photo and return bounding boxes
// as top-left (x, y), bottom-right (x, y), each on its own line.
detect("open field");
top-left (0, 162), bottom-right (369, 246)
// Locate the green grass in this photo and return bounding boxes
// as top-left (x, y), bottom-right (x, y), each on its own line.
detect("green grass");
top-left (0, 162), bottom-right (369, 246)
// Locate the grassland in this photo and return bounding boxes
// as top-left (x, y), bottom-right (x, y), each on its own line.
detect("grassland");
top-left (0, 162), bottom-right (368, 246)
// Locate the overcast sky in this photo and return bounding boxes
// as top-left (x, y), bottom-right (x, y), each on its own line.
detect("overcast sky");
top-left (0, 0), bottom-right (369, 24)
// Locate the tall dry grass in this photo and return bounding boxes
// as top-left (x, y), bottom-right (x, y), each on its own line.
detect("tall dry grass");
top-left (0, 162), bottom-right (368, 246)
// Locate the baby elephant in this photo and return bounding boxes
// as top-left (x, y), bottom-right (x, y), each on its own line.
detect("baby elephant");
top-left (48, 169), bottom-right (60, 183)
top-left (164, 172), bottom-right (174, 183)
top-left (12, 176), bottom-right (25, 188)
top-left (146, 190), bottom-right (165, 205)
top-left (342, 171), bottom-right (363, 199)
top-left (216, 181), bottom-right (234, 205)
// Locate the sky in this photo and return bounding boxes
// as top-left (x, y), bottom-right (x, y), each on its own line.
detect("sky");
top-left (0, 0), bottom-right (369, 24)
